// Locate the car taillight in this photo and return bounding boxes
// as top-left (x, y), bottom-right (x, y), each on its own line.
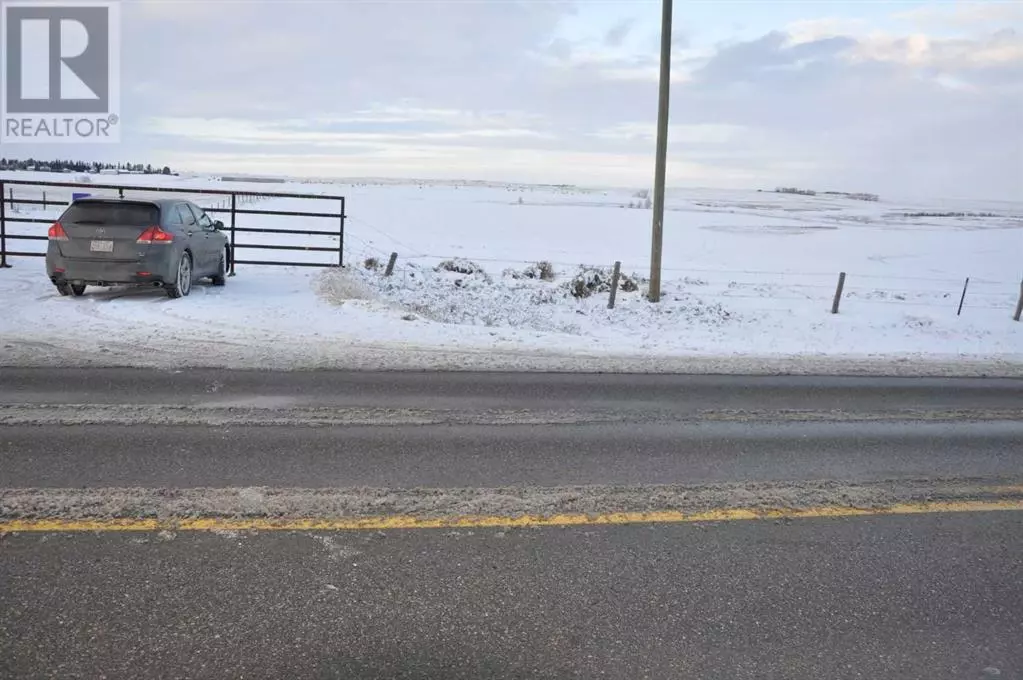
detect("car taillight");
top-left (136, 226), bottom-right (174, 244)
top-left (48, 222), bottom-right (69, 241)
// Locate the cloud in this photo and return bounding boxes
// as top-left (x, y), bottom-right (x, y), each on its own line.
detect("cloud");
top-left (786, 18), bottom-right (869, 45)
top-left (7, 0), bottom-right (1020, 199)
top-left (691, 32), bottom-right (858, 85)
top-left (589, 122), bottom-right (747, 145)
top-left (897, 3), bottom-right (1023, 29)
top-left (130, 0), bottom-right (234, 21)
top-left (317, 106), bottom-right (549, 129)
top-left (145, 116), bottom-right (556, 147)
top-left (849, 28), bottom-right (1023, 71)
top-left (604, 18), bottom-right (634, 47)
top-left (120, 0), bottom-right (574, 118)
top-left (156, 146), bottom-right (741, 187)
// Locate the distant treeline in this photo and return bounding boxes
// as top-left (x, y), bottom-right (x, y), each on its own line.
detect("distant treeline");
top-left (769, 186), bottom-right (880, 202)
top-left (902, 211), bottom-right (999, 218)
top-left (0, 158), bottom-right (173, 175)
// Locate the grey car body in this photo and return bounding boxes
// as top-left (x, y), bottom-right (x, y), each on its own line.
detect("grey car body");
top-left (46, 197), bottom-right (230, 298)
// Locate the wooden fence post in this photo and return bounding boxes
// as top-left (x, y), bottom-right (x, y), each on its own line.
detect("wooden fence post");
top-left (608, 261), bottom-right (622, 309)
top-left (385, 252), bottom-right (398, 277)
top-left (1014, 279), bottom-right (1023, 322)
top-left (957, 277), bottom-right (969, 316)
top-left (831, 272), bottom-right (846, 314)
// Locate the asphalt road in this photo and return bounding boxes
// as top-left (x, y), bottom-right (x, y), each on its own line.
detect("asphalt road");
top-left (2, 368), bottom-right (1022, 679)
top-left (4, 367), bottom-right (1023, 412)
top-left (4, 420), bottom-right (1023, 488)
top-left (3, 368), bottom-right (1023, 489)
top-left (2, 515), bottom-right (1021, 679)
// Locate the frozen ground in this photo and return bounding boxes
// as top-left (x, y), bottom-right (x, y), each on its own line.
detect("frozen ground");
top-left (0, 171), bottom-right (1020, 375)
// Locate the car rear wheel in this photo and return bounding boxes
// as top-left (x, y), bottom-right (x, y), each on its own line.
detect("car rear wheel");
top-left (166, 252), bottom-right (192, 299)
top-left (210, 249), bottom-right (227, 286)
top-left (55, 282), bottom-right (87, 296)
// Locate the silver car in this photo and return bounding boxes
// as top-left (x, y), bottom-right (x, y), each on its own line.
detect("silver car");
top-left (46, 197), bottom-right (230, 299)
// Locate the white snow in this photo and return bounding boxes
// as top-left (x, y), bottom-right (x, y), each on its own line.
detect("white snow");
top-left (0, 171), bottom-right (1020, 374)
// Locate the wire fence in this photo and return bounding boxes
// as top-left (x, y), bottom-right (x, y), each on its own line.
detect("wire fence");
top-left (4, 186), bottom-right (1020, 320)
top-left (339, 213), bottom-right (1023, 319)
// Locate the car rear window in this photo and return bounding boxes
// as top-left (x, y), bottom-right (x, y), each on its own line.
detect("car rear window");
top-left (62, 202), bottom-right (159, 226)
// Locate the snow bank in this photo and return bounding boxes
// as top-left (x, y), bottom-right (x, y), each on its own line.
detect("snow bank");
top-left (0, 172), bottom-right (1020, 375)
top-left (351, 261), bottom-right (732, 339)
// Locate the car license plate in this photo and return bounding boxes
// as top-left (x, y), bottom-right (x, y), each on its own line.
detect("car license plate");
top-left (90, 240), bottom-right (114, 253)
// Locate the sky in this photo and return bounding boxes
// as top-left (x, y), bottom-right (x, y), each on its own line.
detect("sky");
top-left (5, 0), bottom-right (1023, 200)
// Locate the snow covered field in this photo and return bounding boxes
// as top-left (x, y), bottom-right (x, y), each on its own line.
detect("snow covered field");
top-left (1, 171), bottom-right (1020, 374)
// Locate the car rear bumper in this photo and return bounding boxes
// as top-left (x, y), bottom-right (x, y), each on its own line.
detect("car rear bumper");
top-left (47, 254), bottom-right (175, 286)
top-left (50, 272), bottom-right (168, 287)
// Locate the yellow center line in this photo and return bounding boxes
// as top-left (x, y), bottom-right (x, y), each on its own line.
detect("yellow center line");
top-left (2, 499), bottom-right (1022, 533)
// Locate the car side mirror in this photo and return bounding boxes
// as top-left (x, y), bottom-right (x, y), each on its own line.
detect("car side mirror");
top-left (213, 220), bottom-right (224, 230)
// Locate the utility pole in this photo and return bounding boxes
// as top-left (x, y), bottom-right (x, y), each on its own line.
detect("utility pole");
top-left (648, 0), bottom-right (673, 303)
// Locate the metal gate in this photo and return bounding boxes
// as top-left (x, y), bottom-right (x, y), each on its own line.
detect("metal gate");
top-left (0, 179), bottom-right (346, 274)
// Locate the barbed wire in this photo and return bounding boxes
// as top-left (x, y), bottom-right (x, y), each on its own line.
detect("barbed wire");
top-left (337, 212), bottom-right (1019, 289)
top-left (344, 262), bottom-right (1019, 313)
top-left (342, 250), bottom-right (1020, 315)
top-left (3, 195), bottom-right (1021, 317)
top-left (354, 241), bottom-right (1018, 288)
top-left (6, 196), bottom-right (1017, 289)
top-left (845, 298), bottom-right (1011, 310)
top-left (345, 214), bottom-right (422, 256)
top-left (696, 292), bottom-right (826, 302)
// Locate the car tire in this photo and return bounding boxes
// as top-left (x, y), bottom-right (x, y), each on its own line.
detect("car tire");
top-left (210, 248), bottom-right (227, 286)
top-left (55, 282), bottom-right (72, 296)
top-left (166, 252), bottom-right (193, 299)
top-left (70, 283), bottom-right (86, 297)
